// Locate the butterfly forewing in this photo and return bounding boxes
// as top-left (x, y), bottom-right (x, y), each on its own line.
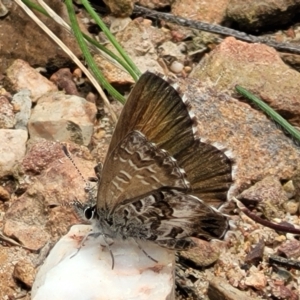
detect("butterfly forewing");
top-left (97, 130), bottom-right (190, 211)
top-left (106, 72), bottom-right (195, 154)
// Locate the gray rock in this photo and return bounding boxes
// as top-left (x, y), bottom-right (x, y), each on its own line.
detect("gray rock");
top-left (12, 89), bottom-right (32, 130)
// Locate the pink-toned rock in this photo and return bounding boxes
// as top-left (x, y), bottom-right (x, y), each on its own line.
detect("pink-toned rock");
top-left (0, 246), bottom-right (27, 299)
top-left (137, 0), bottom-right (172, 9)
top-left (3, 188), bottom-right (50, 251)
top-left (272, 284), bottom-right (299, 300)
top-left (191, 37), bottom-right (300, 127)
top-left (186, 38), bottom-right (300, 194)
top-left (277, 239), bottom-right (300, 258)
top-left (179, 238), bottom-right (222, 267)
top-left (244, 268), bottom-right (267, 290)
top-left (22, 140), bottom-right (67, 175)
top-left (13, 260), bottom-right (36, 288)
top-left (238, 176), bottom-right (287, 204)
top-left (172, 0), bottom-right (229, 23)
top-left (6, 59), bottom-right (57, 102)
top-left (50, 68), bottom-right (79, 96)
top-left (226, 267), bottom-right (246, 288)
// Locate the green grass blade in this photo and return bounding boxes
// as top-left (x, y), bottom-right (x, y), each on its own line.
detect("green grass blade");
top-left (65, 0), bottom-right (125, 103)
top-left (236, 85), bottom-right (300, 143)
top-left (81, 0), bottom-right (141, 80)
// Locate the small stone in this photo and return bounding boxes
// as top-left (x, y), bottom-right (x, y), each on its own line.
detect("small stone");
top-left (22, 140), bottom-right (64, 175)
top-left (272, 284), bottom-right (298, 300)
top-left (0, 129), bottom-right (28, 177)
top-left (244, 267), bottom-right (267, 290)
top-left (11, 89), bottom-right (32, 130)
top-left (170, 61), bottom-right (184, 73)
top-left (109, 16), bottom-right (131, 33)
top-left (179, 238), bottom-right (221, 267)
top-left (237, 176), bottom-right (287, 219)
top-left (0, 95), bottom-right (15, 129)
top-left (282, 199), bottom-right (299, 214)
top-left (72, 68), bottom-right (82, 80)
top-left (50, 68), bottom-right (79, 96)
top-left (184, 66), bottom-right (192, 73)
top-left (102, 0), bottom-right (133, 17)
top-left (274, 267), bottom-right (293, 282)
top-left (283, 180), bottom-right (295, 199)
top-left (245, 240), bottom-right (264, 265)
top-left (158, 41), bottom-right (186, 61)
top-left (0, 186), bottom-right (10, 202)
top-left (277, 239), bottom-right (300, 258)
top-left (226, 267), bottom-right (246, 288)
top-left (6, 59), bottom-right (57, 102)
top-left (3, 219), bottom-right (50, 251)
top-left (13, 260), bottom-right (36, 288)
top-left (274, 235), bottom-right (286, 243)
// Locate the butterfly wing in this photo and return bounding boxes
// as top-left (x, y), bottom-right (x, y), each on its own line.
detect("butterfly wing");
top-left (112, 189), bottom-right (229, 249)
top-left (97, 72), bottom-right (233, 213)
top-left (97, 130), bottom-right (190, 211)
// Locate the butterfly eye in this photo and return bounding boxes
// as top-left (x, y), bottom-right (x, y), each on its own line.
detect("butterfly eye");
top-left (84, 206), bottom-right (96, 220)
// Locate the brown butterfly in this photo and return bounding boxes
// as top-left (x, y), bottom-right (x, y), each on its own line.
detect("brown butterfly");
top-left (75, 72), bottom-right (234, 254)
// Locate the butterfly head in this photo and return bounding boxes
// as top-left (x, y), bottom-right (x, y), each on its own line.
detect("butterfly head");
top-left (83, 205), bottom-right (97, 221)
top-left (71, 199), bottom-right (98, 223)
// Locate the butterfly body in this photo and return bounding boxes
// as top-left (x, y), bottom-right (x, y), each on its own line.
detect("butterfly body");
top-left (79, 72), bottom-right (234, 252)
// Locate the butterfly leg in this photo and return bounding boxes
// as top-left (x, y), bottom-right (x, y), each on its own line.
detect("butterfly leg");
top-left (70, 230), bottom-right (116, 269)
top-left (101, 233), bottom-right (115, 269)
top-left (70, 231), bottom-right (101, 258)
top-left (133, 239), bottom-right (158, 263)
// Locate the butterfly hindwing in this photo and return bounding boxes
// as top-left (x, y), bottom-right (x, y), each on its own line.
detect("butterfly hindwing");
top-left (110, 189), bottom-right (229, 249)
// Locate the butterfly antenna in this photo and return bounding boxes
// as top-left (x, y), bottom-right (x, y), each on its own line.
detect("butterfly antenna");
top-left (134, 239), bottom-right (158, 263)
top-left (62, 145), bottom-right (88, 185)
